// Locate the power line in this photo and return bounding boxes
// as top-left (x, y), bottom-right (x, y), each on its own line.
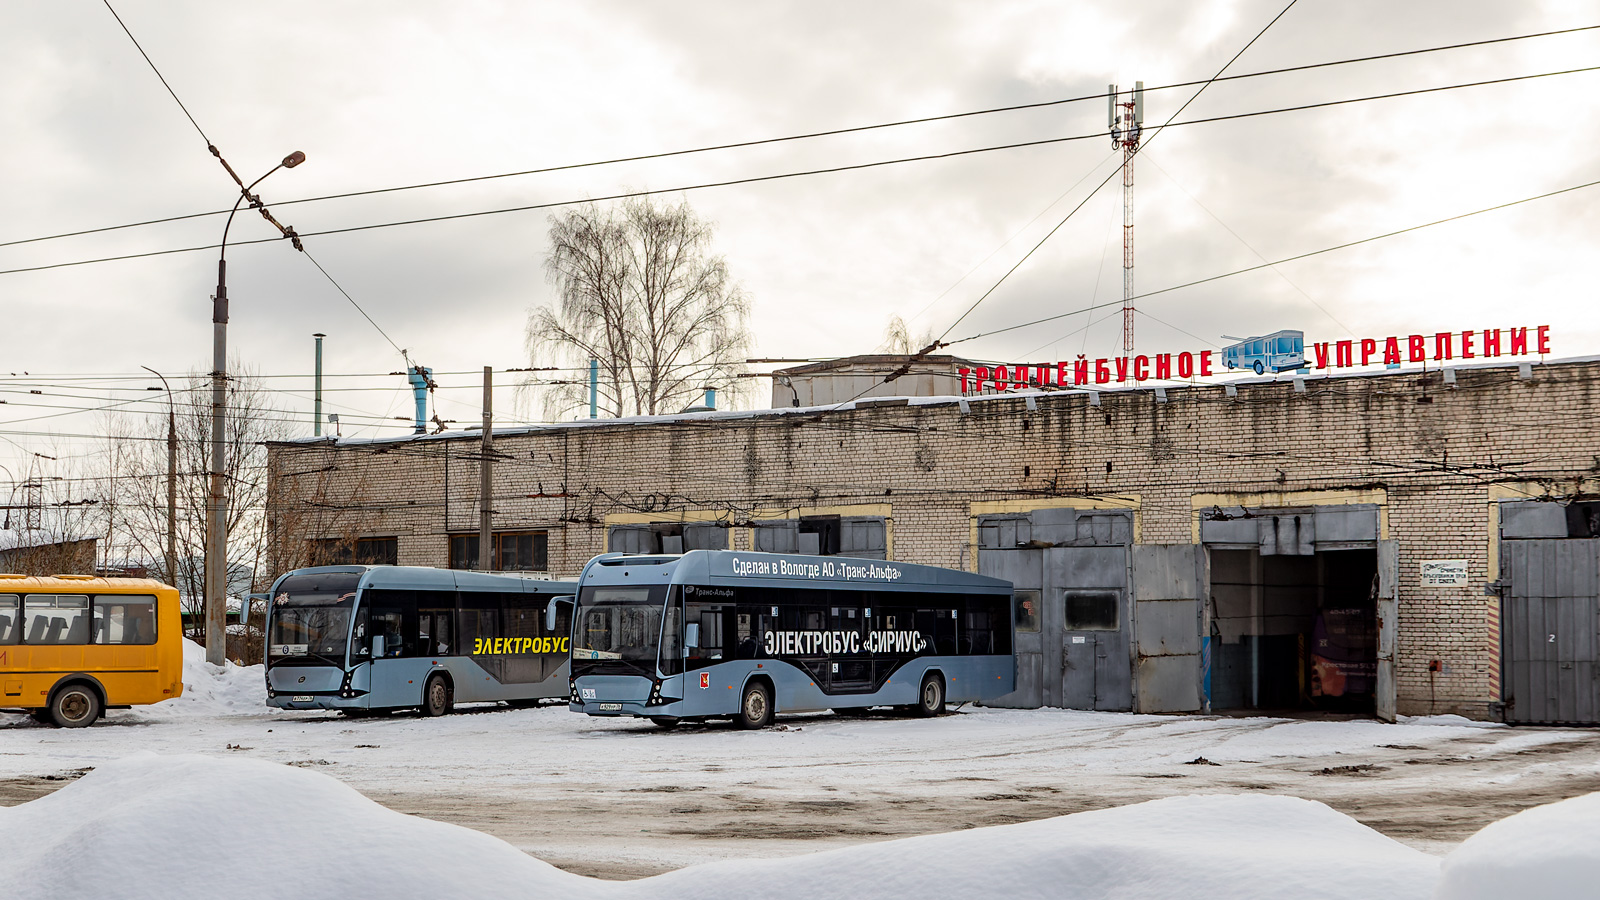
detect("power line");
top-left (301, 249), bottom-right (406, 357)
top-left (937, 0), bottom-right (1304, 341)
top-left (98, 0), bottom-right (211, 146)
top-left (10, 60), bottom-right (1600, 280)
top-left (803, 0), bottom-right (1304, 424)
top-left (948, 175), bottom-right (1600, 345)
top-left (92, 2), bottom-right (416, 371)
top-left (9, 23), bottom-right (1597, 252)
top-left (1140, 149), bottom-right (1356, 337)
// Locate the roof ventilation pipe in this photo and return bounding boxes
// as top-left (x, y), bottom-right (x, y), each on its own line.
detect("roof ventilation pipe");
top-left (406, 365), bottom-right (433, 434)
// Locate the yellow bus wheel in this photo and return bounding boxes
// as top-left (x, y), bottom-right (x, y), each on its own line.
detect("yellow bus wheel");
top-left (50, 684), bottom-right (102, 728)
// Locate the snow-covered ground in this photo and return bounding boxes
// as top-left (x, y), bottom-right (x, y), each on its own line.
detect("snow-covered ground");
top-left (4, 642), bottom-right (1600, 882)
top-left (3, 753), bottom-right (1596, 900)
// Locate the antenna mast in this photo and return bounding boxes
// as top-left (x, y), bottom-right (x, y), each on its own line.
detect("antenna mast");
top-left (1109, 82), bottom-right (1144, 359)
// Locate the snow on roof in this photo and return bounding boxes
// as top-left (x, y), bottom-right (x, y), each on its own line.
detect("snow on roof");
top-left (272, 354), bottom-right (1600, 450)
top-left (0, 529), bottom-right (92, 552)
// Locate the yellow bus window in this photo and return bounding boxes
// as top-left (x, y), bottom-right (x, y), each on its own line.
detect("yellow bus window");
top-left (23, 594), bottom-right (91, 645)
top-left (93, 595), bottom-right (158, 645)
top-left (0, 594), bottom-right (18, 644)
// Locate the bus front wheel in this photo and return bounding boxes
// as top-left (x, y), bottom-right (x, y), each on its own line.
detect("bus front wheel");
top-left (650, 716), bottom-right (680, 729)
top-left (1253, 360), bottom-right (1265, 375)
top-left (421, 674), bottom-right (453, 717)
top-left (738, 681), bottom-right (773, 730)
top-left (914, 674), bottom-right (945, 718)
top-left (50, 683), bottom-right (102, 728)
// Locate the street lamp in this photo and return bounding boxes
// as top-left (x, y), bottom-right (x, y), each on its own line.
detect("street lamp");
top-left (205, 150), bottom-right (304, 666)
top-left (140, 366), bottom-right (178, 591)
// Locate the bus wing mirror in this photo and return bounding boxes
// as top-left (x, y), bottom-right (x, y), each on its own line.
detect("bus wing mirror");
top-left (371, 635), bottom-right (385, 658)
top-left (546, 596), bottom-right (572, 632)
top-left (685, 622), bottom-right (700, 649)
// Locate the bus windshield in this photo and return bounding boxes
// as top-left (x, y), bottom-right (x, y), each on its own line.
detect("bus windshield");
top-left (269, 572), bottom-right (360, 664)
top-left (572, 585), bottom-right (665, 668)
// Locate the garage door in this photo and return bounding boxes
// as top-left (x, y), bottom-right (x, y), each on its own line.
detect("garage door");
top-left (1501, 537), bottom-right (1600, 724)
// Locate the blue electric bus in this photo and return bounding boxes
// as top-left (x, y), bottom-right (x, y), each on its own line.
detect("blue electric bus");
top-left (265, 565), bottom-right (575, 715)
top-left (567, 550), bottom-right (1015, 728)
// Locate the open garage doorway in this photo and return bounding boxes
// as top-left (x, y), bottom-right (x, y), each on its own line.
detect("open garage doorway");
top-left (1208, 547), bottom-right (1378, 714)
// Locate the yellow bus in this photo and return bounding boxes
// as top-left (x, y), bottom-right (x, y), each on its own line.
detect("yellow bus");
top-left (0, 574), bottom-right (184, 727)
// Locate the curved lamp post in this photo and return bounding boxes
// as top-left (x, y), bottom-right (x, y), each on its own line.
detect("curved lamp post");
top-left (204, 151), bottom-right (304, 665)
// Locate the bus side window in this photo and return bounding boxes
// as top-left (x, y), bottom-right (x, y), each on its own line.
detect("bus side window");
top-left (24, 595), bottom-right (91, 645)
top-left (963, 608), bottom-right (993, 655)
top-left (686, 604), bottom-right (726, 665)
top-left (0, 595), bottom-right (19, 644)
top-left (92, 595), bottom-right (157, 645)
top-left (916, 607), bottom-right (957, 655)
top-left (363, 588), bottom-right (416, 657)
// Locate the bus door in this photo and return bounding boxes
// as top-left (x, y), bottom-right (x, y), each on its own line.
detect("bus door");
top-left (828, 602), bottom-right (872, 692)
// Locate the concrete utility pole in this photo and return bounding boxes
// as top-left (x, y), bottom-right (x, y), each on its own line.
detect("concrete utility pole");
top-left (205, 148), bottom-right (304, 666)
top-left (478, 367), bottom-right (493, 570)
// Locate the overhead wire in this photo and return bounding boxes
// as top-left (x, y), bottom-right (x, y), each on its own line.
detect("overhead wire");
top-left (811, 0), bottom-right (1304, 421)
top-left (936, 0), bottom-right (1304, 341)
top-left (947, 175), bottom-right (1600, 346)
top-left (7, 22), bottom-right (1598, 251)
top-left (1140, 150), bottom-right (1356, 337)
top-left (7, 62), bottom-right (1600, 279)
top-left (91, 1), bottom-right (418, 371)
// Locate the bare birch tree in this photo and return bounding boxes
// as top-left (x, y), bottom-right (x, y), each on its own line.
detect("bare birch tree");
top-left (526, 196), bottom-right (752, 418)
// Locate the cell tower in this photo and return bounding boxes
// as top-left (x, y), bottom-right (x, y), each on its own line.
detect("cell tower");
top-left (1108, 81), bottom-right (1144, 359)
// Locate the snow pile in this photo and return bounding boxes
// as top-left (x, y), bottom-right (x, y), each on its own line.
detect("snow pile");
top-left (1435, 792), bottom-right (1600, 900)
top-left (0, 754), bottom-right (589, 900)
top-left (149, 639), bottom-right (268, 716)
top-left (0, 753), bottom-right (1441, 900)
top-left (640, 793), bottom-right (1437, 900)
top-left (1399, 714), bottom-right (1506, 729)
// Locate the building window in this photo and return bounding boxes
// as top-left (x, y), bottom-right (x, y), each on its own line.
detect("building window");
top-left (310, 537), bottom-right (398, 567)
top-left (751, 516), bottom-right (886, 559)
top-left (449, 532), bottom-right (549, 571)
top-left (606, 523), bottom-right (729, 555)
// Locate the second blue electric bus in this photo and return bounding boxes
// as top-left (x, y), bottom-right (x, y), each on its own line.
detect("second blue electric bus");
top-left (568, 550), bottom-right (1015, 728)
top-left (265, 565), bottom-right (575, 715)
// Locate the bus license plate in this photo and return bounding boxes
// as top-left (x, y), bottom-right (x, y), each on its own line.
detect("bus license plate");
top-left (292, 695), bottom-right (314, 702)
top-left (597, 702), bottom-right (623, 711)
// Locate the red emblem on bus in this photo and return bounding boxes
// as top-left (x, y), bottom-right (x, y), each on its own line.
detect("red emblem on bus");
top-left (700, 672), bottom-right (710, 689)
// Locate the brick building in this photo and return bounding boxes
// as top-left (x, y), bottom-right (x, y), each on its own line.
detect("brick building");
top-left (265, 356), bottom-right (1600, 724)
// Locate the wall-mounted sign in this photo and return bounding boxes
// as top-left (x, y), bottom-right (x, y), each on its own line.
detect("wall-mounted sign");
top-left (957, 326), bottom-right (1551, 394)
top-left (1420, 559), bottom-right (1469, 587)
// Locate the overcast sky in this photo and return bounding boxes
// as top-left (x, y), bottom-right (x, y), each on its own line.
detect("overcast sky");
top-left (2, 0), bottom-right (1597, 472)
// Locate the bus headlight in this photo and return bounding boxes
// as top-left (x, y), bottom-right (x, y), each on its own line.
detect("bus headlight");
top-left (647, 680), bottom-right (665, 706)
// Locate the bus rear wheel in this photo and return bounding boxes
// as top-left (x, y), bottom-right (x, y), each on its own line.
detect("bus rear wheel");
top-left (738, 681), bottom-right (773, 730)
top-left (914, 674), bottom-right (945, 718)
top-left (421, 674), bottom-right (452, 717)
top-left (50, 683), bottom-right (102, 728)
